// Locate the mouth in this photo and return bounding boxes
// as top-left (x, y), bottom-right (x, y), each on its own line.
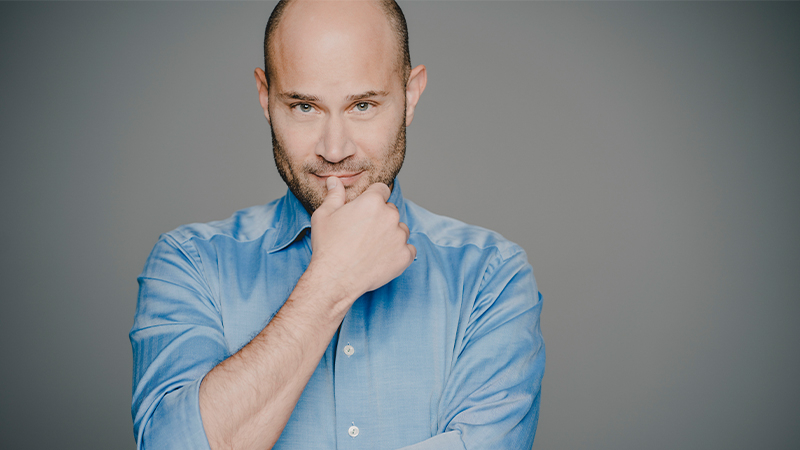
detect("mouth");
top-left (312, 171), bottom-right (364, 186)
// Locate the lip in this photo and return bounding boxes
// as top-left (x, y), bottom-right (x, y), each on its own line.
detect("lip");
top-left (312, 171), bottom-right (364, 186)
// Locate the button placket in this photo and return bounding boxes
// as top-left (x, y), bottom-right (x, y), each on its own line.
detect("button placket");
top-left (334, 297), bottom-right (369, 447)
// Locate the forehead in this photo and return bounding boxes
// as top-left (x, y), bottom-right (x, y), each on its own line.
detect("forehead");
top-left (270, 0), bottom-right (402, 95)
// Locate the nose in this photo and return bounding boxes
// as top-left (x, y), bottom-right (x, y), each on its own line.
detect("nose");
top-left (315, 114), bottom-right (356, 163)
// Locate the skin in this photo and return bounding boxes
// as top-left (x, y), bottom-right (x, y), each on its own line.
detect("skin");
top-left (197, 1), bottom-right (427, 449)
top-left (264, 0), bottom-right (424, 212)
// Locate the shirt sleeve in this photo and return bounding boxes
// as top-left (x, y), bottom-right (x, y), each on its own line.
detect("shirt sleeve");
top-left (400, 247), bottom-right (545, 450)
top-left (130, 234), bottom-right (226, 450)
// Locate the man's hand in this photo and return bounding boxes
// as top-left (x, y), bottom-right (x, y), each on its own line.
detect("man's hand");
top-left (199, 177), bottom-right (415, 450)
top-left (308, 176), bottom-right (416, 301)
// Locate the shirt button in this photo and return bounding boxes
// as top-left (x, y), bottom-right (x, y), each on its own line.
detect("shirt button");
top-left (348, 425), bottom-right (359, 437)
top-left (343, 345), bottom-right (354, 356)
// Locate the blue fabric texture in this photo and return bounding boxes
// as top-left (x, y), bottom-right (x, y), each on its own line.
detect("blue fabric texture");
top-left (131, 181), bottom-right (545, 449)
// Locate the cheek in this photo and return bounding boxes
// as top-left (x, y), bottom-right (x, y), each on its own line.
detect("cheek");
top-left (273, 118), bottom-right (320, 162)
top-left (352, 115), bottom-right (402, 156)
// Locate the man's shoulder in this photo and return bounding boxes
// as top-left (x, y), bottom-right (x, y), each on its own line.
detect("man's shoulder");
top-left (404, 199), bottom-right (523, 261)
top-left (163, 197), bottom-right (285, 247)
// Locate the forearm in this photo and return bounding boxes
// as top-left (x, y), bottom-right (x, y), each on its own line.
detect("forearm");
top-left (196, 179), bottom-right (413, 449)
top-left (198, 264), bottom-right (355, 450)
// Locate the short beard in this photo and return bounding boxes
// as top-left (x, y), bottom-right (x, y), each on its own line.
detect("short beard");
top-left (271, 118), bottom-right (406, 214)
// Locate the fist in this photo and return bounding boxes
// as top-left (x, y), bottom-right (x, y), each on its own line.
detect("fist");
top-left (308, 177), bottom-right (416, 301)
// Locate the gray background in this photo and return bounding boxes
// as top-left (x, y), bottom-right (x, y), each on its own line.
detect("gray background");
top-left (1, 1), bottom-right (798, 449)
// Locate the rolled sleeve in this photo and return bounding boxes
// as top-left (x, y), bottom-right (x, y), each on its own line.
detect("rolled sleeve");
top-left (130, 235), bottom-right (226, 450)
top-left (438, 248), bottom-right (546, 449)
top-left (142, 377), bottom-right (211, 449)
top-left (396, 430), bottom-right (467, 450)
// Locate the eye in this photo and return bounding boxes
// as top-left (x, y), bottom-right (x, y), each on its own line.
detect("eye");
top-left (354, 102), bottom-right (371, 112)
top-left (294, 103), bottom-right (314, 113)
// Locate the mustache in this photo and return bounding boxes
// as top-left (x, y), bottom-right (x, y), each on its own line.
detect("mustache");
top-left (302, 158), bottom-right (373, 174)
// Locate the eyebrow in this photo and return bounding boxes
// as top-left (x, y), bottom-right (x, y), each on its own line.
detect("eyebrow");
top-left (346, 90), bottom-right (390, 102)
top-left (277, 90), bottom-right (390, 103)
top-left (277, 91), bottom-right (321, 102)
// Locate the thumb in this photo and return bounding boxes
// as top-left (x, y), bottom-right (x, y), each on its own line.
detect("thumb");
top-left (317, 176), bottom-right (346, 215)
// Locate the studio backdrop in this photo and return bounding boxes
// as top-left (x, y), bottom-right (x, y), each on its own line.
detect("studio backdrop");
top-left (1, 2), bottom-right (798, 449)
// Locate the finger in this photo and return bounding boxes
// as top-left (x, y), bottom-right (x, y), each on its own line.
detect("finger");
top-left (316, 176), bottom-right (346, 216)
top-left (398, 222), bottom-right (410, 239)
top-left (364, 182), bottom-right (391, 203)
top-left (407, 243), bottom-right (417, 261)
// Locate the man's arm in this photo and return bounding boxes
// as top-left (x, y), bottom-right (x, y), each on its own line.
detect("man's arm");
top-left (397, 247), bottom-right (545, 450)
top-left (131, 177), bottom-right (415, 450)
top-left (197, 264), bottom-right (352, 449)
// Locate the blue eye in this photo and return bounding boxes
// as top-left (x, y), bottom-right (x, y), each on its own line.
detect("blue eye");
top-left (355, 102), bottom-right (370, 112)
top-left (296, 103), bottom-right (313, 113)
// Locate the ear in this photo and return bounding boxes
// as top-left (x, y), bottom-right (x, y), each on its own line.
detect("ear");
top-left (254, 68), bottom-right (271, 124)
top-left (404, 64), bottom-right (427, 127)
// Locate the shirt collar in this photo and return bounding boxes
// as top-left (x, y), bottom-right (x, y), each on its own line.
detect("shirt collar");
top-left (269, 179), bottom-right (407, 253)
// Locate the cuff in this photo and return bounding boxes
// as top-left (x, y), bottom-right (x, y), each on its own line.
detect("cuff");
top-left (395, 431), bottom-right (467, 450)
top-left (140, 377), bottom-right (212, 450)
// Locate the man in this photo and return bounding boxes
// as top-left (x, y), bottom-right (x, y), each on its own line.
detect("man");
top-left (130, 1), bottom-right (545, 449)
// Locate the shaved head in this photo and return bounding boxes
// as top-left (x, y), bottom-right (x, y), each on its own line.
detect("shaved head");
top-left (264, 0), bottom-right (411, 88)
top-left (253, 0), bottom-right (427, 213)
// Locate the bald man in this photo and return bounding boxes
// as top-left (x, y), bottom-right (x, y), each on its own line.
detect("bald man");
top-left (130, 1), bottom-right (545, 449)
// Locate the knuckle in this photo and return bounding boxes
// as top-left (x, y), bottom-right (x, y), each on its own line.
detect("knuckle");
top-left (363, 189), bottom-right (379, 201)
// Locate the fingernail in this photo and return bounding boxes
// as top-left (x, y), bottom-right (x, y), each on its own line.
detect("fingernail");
top-left (326, 176), bottom-right (337, 190)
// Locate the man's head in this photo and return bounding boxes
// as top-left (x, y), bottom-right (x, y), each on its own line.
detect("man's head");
top-left (254, 0), bottom-right (427, 213)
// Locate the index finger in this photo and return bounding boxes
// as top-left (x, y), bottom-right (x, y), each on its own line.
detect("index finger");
top-left (364, 182), bottom-right (392, 203)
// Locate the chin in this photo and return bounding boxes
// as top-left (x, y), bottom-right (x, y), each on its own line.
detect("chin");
top-left (343, 180), bottom-right (370, 203)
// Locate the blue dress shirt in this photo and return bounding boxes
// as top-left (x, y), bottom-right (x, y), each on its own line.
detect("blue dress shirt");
top-left (131, 181), bottom-right (545, 449)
